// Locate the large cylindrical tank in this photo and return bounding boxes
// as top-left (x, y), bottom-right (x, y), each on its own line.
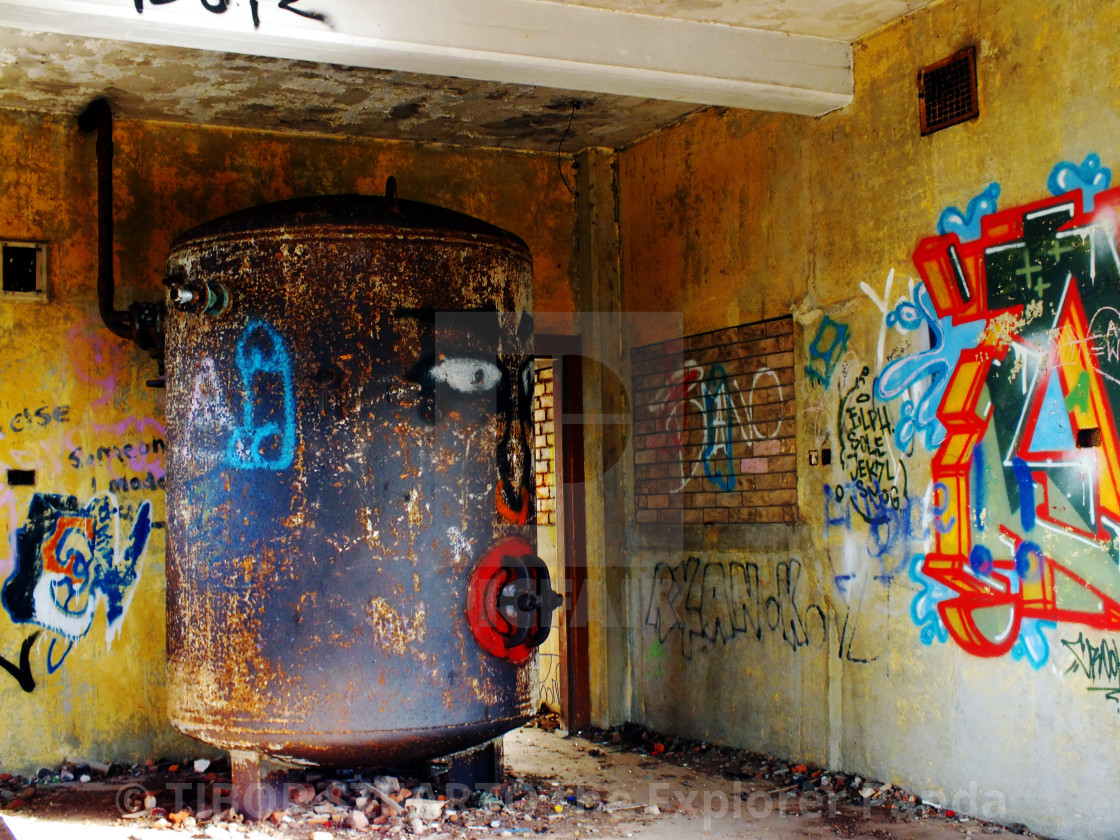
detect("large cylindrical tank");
top-left (163, 189), bottom-right (558, 767)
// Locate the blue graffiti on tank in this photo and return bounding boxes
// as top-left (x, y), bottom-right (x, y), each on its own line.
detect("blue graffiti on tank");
top-left (227, 320), bottom-right (296, 470)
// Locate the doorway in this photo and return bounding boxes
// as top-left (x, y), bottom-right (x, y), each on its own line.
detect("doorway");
top-left (533, 336), bottom-right (591, 730)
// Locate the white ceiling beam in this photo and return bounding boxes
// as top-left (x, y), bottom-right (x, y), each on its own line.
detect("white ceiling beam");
top-left (0, 0), bottom-right (853, 114)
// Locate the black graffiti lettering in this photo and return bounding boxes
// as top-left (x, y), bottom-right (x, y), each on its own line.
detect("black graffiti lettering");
top-left (0, 632), bottom-right (40, 693)
top-left (728, 561), bottom-right (759, 638)
top-left (1064, 632), bottom-right (1120, 705)
top-left (132, 0), bottom-right (325, 28)
top-left (278, 0), bottom-right (327, 22)
top-left (67, 437), bottom-right (165, 469)
top-left (107, 472), bottom-right (165, 494)
top-left (686, 561), bottom-right (734, 645)
top-left (9, 404), bottom-right (69, 434)
top-left (645, 557), bottom-right (826, 660)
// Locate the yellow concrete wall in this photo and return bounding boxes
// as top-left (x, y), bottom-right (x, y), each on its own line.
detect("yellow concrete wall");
top-left (0, 109), bottom-right (576, 772)
top-left (619, 2), bottom-right (1120, 838)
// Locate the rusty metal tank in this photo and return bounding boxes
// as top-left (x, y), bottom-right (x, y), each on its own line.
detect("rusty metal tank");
top-left (162, 184), bottom-right (561, 769)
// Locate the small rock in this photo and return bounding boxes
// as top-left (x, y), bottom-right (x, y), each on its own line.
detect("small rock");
top-left (196, 809), bottom-right (214, 822)
top-left (410, 816), bottom-right (427, 835)
top-left (407, 799), bottom-right (445, 821)
top-left (644, 804), bottom-right (660, 816)
top-left (374, 775), bottom-right (400, 795)
top-left (311, 832), bottom-right (333, 840)
top-left (79, 775), bottom-right (91, 784)
top-left (194, 759), bottom-right (211, 774)
top-left (860, 786), bottom-right (876, 799)
top-left (143, 794), bottom-right (158, 811)
top-left (349, 809), bottom-right (370, 829)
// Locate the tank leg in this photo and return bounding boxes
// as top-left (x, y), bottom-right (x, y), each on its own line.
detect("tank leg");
top-left (446, 737), bottom-right (504, 790)
top-left (230, 749), bottom-right (268, 820)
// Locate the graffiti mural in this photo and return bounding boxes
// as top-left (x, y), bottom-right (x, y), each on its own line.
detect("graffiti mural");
top-left (0, 492), bottom-right (152, 685)
top-left (881, 154), bottom-right (1120, 660)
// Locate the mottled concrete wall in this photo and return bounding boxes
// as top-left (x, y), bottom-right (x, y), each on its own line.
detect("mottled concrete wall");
top-left (0, 109), bottom-right (576, 772)
top-left (618, 2), bottom-right (1120, 838)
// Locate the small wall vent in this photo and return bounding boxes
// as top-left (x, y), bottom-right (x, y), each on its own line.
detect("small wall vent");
top-left (919, 47), bottom-right (978, 136)
top-left (1, 241), bottom-right (47, 302)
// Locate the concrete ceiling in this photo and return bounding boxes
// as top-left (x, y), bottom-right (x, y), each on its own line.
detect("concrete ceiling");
top-left (0, 0), bottom-right (935, 152)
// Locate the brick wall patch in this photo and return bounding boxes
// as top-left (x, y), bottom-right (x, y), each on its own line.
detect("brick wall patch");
top-left (632, 317), bottom-right (797, 525)
top-left (533, 362), bottom-right (557, 526)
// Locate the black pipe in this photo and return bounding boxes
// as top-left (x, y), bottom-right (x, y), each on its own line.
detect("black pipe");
top-left (77, 98), bottom-right (132, 341)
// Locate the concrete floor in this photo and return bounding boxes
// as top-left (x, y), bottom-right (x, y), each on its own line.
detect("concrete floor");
top-left (0, 727), bottom-right (1023, 839)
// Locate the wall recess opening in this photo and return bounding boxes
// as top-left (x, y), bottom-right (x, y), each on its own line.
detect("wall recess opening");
top-left (6, 469), bottom-right (35, 487)
top-left (1077, 428), bottom-right (1103, 448)
top-left (1, 241), bottom-right (47, 301)
top-left (919, 46), bottom-right (978, 135)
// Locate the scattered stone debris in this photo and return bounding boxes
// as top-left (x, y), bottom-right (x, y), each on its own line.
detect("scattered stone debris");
top-left (0, 718), bottom-right (1053, 839)
top-left (574, 722), bottom-right (1050, 838)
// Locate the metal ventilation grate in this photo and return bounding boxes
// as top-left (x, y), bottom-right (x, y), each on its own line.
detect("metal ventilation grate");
top-left (919, 47), bottom-right (978, 135)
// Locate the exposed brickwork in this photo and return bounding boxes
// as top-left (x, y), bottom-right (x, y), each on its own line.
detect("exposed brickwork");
top-left (631, 316), bottom-right (798, 525)
top-left (533, 363), bottom-right (556, 526)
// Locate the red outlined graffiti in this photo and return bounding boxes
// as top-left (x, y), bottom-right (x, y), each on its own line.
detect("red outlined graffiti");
top-left (914, 183), bottom-right (1120, 656)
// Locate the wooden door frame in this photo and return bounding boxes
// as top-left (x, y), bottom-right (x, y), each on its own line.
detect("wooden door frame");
top-left (535, 334), bottom-right (591, 730)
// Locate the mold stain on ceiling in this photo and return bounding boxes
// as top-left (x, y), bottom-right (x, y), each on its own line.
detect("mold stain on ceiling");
top-left (0, 29), bottom-right (702, 152)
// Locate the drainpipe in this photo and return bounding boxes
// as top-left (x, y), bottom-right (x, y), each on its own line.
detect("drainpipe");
top-left (78, 98), bottom-right (165, 385)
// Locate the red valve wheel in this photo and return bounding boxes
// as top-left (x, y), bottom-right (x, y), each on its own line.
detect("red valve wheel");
top-left (466, 536), bottom-right (563, 662)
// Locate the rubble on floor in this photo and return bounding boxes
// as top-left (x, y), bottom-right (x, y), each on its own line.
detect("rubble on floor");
top-left (0, 717), bottom-right (1049, 839)
top-left (572, 721), bottom-right (1042, 837)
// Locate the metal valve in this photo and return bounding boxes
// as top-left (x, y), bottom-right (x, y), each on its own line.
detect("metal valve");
top-left (168, 280), bottom-right (231, 317)
top-left (466, 537), bottom-right (564, 662)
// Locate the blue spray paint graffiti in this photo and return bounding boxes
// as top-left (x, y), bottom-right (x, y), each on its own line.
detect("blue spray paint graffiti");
top-left (701, 364), bottom-right (736, 491)
top-left (1, 493), bottom-right (152, 670)
top-left (873, 283), bottom-right (984, 451)
top-left (805, 315), bottom-right (850, 388)
top-left (937, 182), bottom-right (1000, 242)
top-left (909, 553), bottom-right (952, 645)
top-left (1048, 153), bottom-right (1111, 212)
top-left (1011, 620), bottom-right (1057, 670)
top-left (227, 320), bottom-right (296, 470)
